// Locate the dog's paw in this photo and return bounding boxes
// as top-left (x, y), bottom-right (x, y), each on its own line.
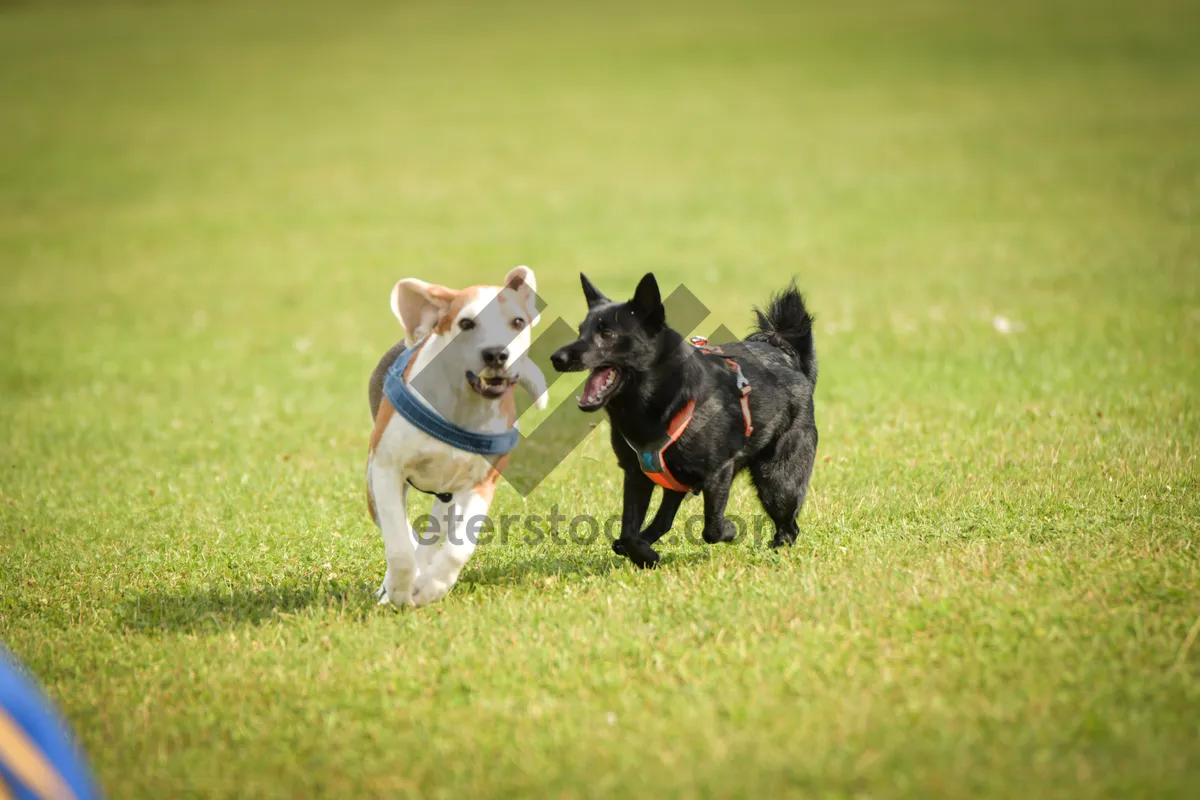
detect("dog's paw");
top-left (377, 584), bottom-right (412, 607)
top-left (378, 568), bottom-right (415, 607)
top-left (702, 519), bottom-right (738, 545)
top-left (620, 537), bottom-right (660, 569)
top-left (612, 538), bottom-right (626, 556)
top-left (410, 574), bottom-right (452, 607)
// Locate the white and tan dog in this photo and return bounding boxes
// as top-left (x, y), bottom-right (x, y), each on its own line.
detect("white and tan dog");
top-left (366, 266), bottom-right (548, 607)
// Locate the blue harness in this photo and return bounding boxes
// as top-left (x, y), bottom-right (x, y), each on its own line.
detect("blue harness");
top-left (382, 339), bottom-right (521, 458)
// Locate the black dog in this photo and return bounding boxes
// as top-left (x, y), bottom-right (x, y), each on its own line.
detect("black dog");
top-left (550, 273), bottom-right (818, 568)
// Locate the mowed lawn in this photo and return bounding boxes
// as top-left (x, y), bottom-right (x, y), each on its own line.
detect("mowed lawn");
top-left (2, 0), bottom-right (1198, 796)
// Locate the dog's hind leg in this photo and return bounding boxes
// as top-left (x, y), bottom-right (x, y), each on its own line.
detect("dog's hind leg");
top-left (757, 484), bottom-right (804, 548)
top-left (370, 464), bottom-right (418, 606)
top-left (750, 427), bottom-right (816, 548)
top-left (700, 463), bottom-right (739, 545)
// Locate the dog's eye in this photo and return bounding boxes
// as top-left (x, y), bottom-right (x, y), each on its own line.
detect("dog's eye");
top-left (511, 317), bottom-right (526, 330)
top-left (458, 318), bottom-right (476, 331)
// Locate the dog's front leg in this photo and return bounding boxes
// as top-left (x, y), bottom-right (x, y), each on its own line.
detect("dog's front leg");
top-left (517, 356), bottom-right (549, 411)
top-left (370, 464), bottom-right (418, 606)
top-left (410, 491), bottom-right (486, 606)
top-left (615, 470), bottom-right (659, 568)
top-left (414, 497), bottom-right (450, 574)
top-left (612, 487), bottom-right (686, 556)
top-left (700, 463), bottom-right (738, 545)
top-left (638, 489), bottom-right (688, 546)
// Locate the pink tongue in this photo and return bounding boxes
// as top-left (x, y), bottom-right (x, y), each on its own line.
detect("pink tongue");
top-left (584, 367), bottom-right (613, 400)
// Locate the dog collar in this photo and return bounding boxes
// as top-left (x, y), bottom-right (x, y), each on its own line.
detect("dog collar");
top-left (383, 338), bottom-right (520, 457)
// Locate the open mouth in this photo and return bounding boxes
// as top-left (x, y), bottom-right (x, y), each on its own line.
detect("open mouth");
top-left (577, 366), bottom-right (621, 411)
top-left (466, 370), bottom-right (517, 399)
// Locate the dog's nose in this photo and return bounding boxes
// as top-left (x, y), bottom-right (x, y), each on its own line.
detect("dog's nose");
top-left (481, 347), bottom-right (509, 368)
top-left (550, 349), bottom-right (570, 372)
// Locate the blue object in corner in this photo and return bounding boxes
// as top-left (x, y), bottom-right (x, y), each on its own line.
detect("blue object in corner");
top-left (1, 645), bottom-right (102, 800)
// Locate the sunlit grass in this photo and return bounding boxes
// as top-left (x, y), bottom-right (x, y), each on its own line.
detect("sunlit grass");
top-left (1, 0), bottom-right (1198, 796)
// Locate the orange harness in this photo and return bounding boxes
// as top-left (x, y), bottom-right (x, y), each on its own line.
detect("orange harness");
top-left (625, 337), bottom-right (754, 494)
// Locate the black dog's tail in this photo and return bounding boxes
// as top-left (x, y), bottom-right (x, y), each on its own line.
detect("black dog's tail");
top-left (750, 282), bottom-right (817, 382)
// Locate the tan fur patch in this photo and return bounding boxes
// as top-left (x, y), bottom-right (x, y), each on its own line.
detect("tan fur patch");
top-left (366, 471), bottom-right (377, 525)
top-left (497, 288), bottom-right (536, 327)
top-left (425, 284), bottom-right (459, 303)
top-left (365, 397), bottom-right (397, 523)
top-left (402, 338), bottom-right (428, 381)
top-left (473, 454), bottom-right (510, 504)
top-left (434, 286), bottom-right (489, 334)
top-left (369, 396), bottom-right (396, 456)
top-left (394, 280), bottom-right (459, 341)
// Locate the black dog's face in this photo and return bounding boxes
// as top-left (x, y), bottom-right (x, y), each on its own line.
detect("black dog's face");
top-left (550, 273), bottom-right (666, 411)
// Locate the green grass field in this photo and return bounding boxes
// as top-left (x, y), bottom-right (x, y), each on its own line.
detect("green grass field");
top-left (2, 0), bottom-right (1198, 796)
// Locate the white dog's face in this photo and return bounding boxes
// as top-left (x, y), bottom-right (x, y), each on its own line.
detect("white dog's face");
top-left (390, 266), bottom-right (541, 401)
top-left (439, 284), bottom-right (537, 398)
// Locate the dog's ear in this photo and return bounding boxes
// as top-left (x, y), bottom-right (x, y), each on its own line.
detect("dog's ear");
top-left (390, 278), bottom-right (457, 343)
top-left (580, 273), bottom-right (609, 309)
top-left (504, 265), bottom-right (536, 294)
top-left (504, 265), bottom-right (540, 326)
top-left (631, 272), bottom-right (665, 329)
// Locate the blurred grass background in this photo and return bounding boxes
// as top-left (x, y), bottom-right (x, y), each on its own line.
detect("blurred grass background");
top-left (1, 0), bottom-right (1198, 797)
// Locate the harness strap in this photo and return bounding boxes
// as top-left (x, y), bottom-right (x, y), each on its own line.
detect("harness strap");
top-left (691, 337), bottom-right (754, 436)
top-left (407, 479), bottom-right (454, 504)
top-left (627, 338), bottom-right (756, 493)
top-left (625, 400), bottom-right (696, 493)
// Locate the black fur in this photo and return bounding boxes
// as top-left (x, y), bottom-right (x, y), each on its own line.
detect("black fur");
top-left (550, 273), bottom-right (818, 567)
